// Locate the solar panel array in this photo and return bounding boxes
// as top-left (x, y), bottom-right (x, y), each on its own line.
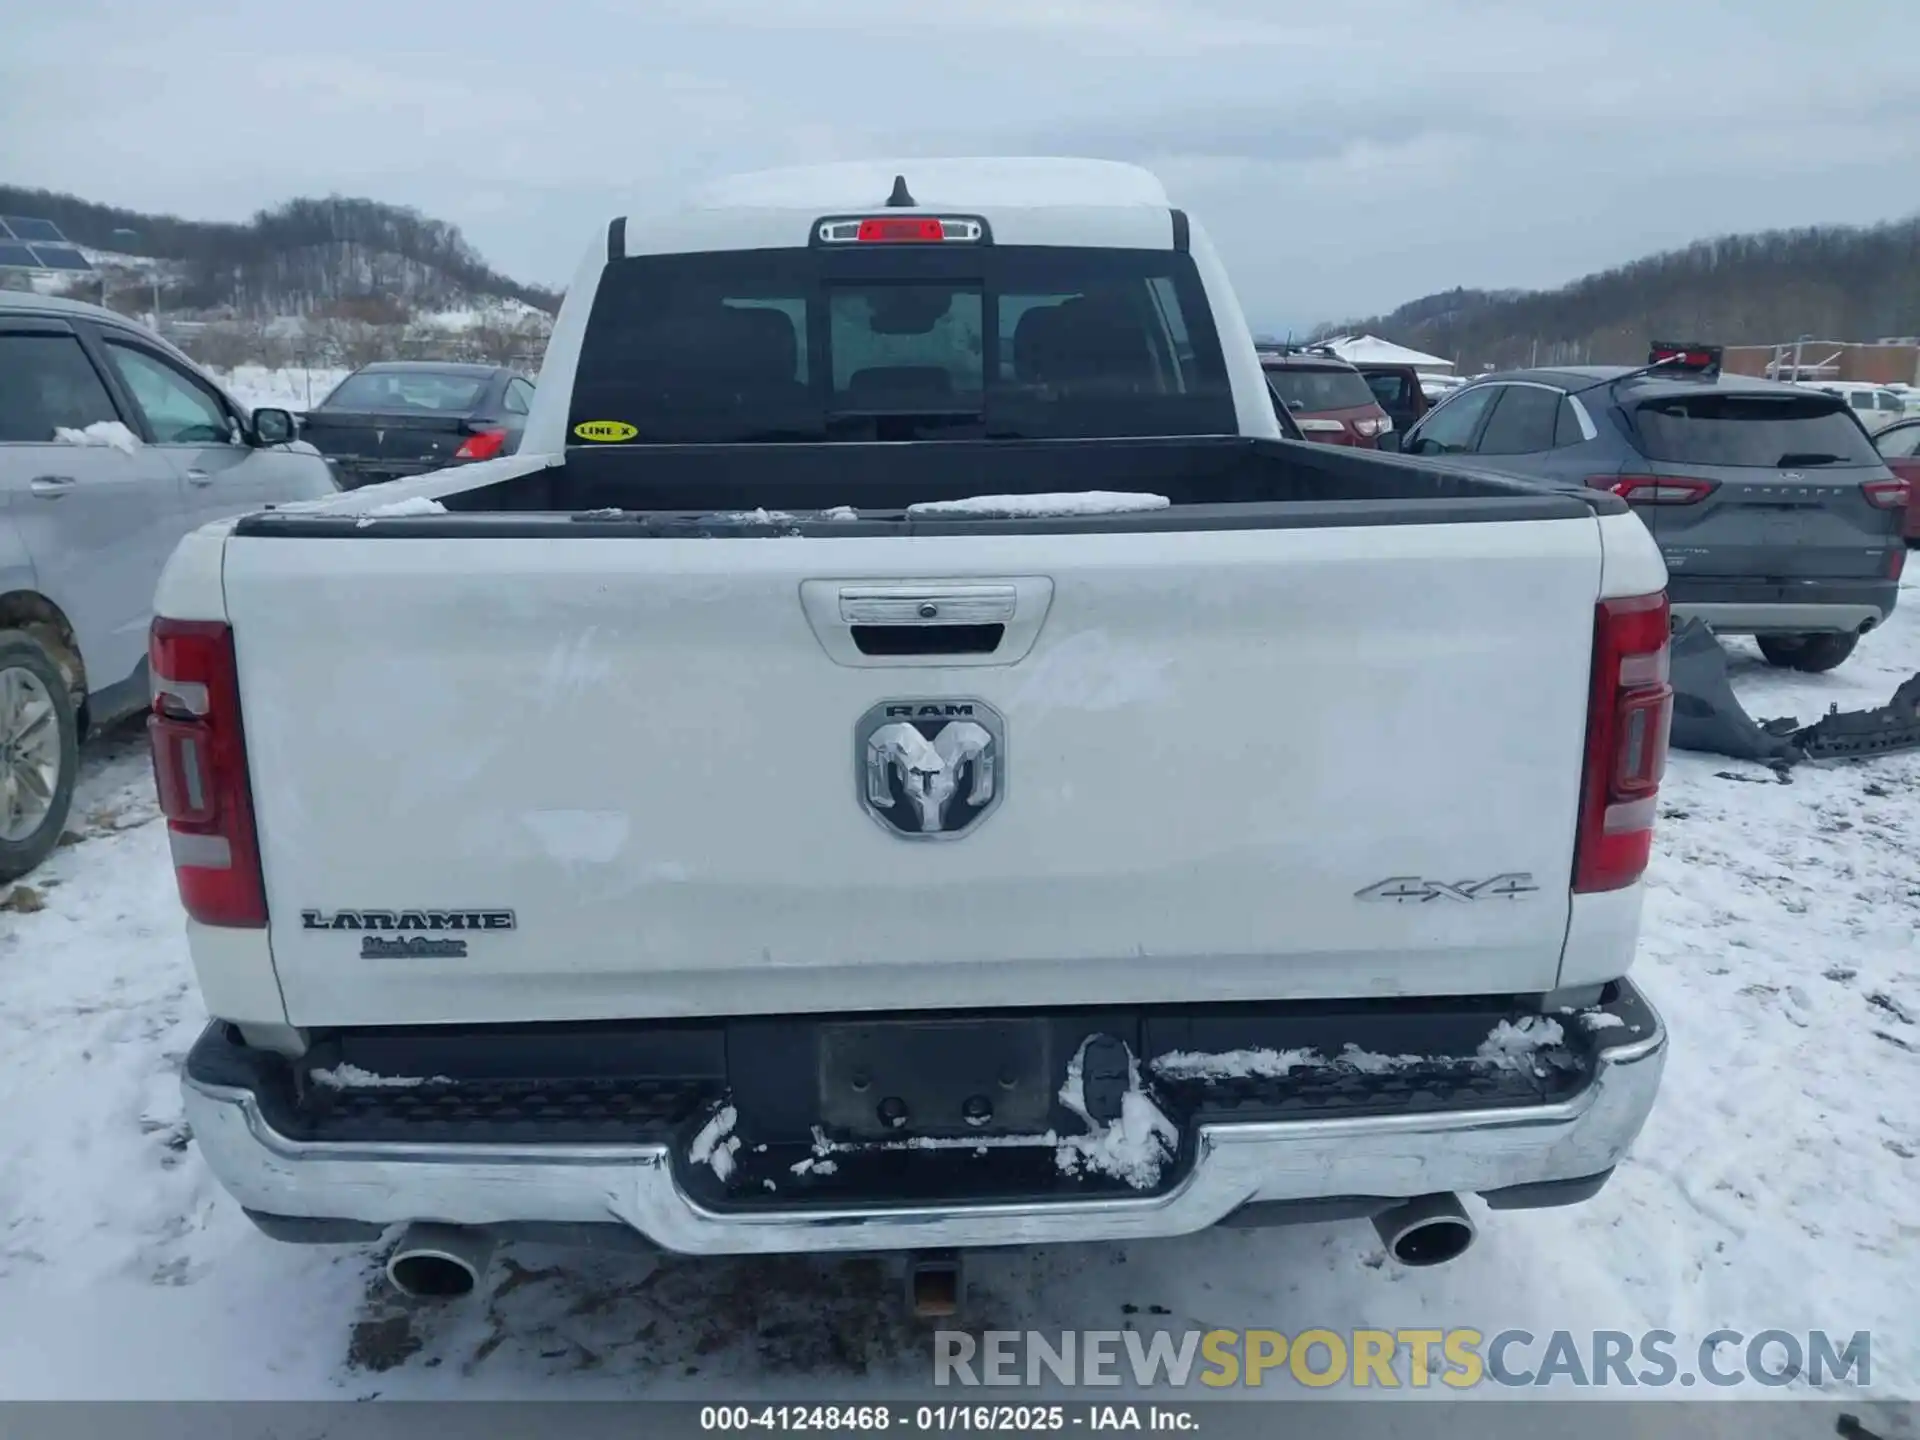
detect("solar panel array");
top-left (0, 216), bottom-right (97, 273)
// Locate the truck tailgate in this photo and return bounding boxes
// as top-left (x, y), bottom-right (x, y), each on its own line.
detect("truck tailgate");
top-left (225, 520), bottom-right (1601, 1027)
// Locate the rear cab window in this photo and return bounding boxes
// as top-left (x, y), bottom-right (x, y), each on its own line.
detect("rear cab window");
top-left (566, 245), bottom-right (1235, 444)
top-left (1628, 391), bottom-right (1884, 467)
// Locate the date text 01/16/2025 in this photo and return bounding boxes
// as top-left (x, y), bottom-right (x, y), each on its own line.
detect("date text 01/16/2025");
top-left (699, 1404), bottom-right (1198, 1432)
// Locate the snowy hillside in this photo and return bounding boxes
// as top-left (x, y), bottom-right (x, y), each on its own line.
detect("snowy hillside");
top-left (0, 185), bottom-right (560, 318)
top-left (0, 582), bottom-right (1915, 1410)
top-left (3, 186), bottom-right (557, 373)
top-left (19, 247), bottom-right (549, 337)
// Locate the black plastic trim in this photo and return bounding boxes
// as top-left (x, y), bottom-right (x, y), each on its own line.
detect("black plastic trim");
top-left (606, 216), bottom-right (626, 262)
top-left (232, 433), bottom-right (1626, 538)
top-left (186, 984), bottom-right (1639, 1162)
top-left (0, 314), bottom-right (76, 335)
top-left (852, 622), bottom-right (1005, 656)
top-left (1481, 1169), bottom-right (1616, 1211)
top-left (242, 1209), bottom-right (384, 1245)
top-left (234, 490), bottom-right (1600, 541)
top-left (1668, 576), bottom-right (1899, 608)
top-left (1170, 208), bottom-right (1190, 253)
top-left (83, 656), bottom-right (149, 733)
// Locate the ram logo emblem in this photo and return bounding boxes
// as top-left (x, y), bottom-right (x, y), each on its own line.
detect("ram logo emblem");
top-left (855, 699), bottom-right (1005, 840)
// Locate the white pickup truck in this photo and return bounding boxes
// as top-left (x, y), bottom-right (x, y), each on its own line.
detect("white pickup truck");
top-left (160, 158), bottom-right (1672, 1304)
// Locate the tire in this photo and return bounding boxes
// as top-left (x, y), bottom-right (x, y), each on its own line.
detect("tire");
top-left (1755, 632), bottom-right (1860, 674)
top-left (0, 629), bottom-right (80, 883)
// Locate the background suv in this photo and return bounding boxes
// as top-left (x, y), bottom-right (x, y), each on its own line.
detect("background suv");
top-left (0, 293), bottom-right (335, 878)
top-left (1351, 360), bottom-right (1431, 435)
top-left (1394, 347), bottom-right (1908, 672)
top-left (1874, 417), bottom-right (1920, 543)
top-left (1258, 346), bottom-right (1393, 447)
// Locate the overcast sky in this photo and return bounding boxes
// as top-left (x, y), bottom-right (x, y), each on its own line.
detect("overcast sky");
top-left (5, 0), bottom-right (1918, 331)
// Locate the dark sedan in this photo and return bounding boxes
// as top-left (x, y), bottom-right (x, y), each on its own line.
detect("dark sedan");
top-left (300, 362), bottom-right (535, 489)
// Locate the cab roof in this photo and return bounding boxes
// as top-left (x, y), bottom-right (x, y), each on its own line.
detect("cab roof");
top-left (689, 158), bottom-right (1171, 212)
top-left (609, 157), bottom-right (1186, 257)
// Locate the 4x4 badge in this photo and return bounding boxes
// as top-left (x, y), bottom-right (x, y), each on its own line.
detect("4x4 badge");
top-left (1355, 874), bottom-right (1538, 903)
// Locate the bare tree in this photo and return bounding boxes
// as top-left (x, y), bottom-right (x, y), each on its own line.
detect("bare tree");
top-left (181, 323), bottom-right (254, 371)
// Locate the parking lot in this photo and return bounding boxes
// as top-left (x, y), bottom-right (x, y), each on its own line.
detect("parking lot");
top-left (1, 578), bottom-right (1914, 1401)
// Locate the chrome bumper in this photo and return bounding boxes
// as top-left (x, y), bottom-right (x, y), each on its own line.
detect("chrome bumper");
top-left (182, 988), bottom-right (1666, 1255)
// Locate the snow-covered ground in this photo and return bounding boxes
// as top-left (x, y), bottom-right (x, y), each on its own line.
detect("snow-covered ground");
top-left (214, 363), bottom-right (350, 413)
top-left (1, 583), bottom-right (1916, 1405)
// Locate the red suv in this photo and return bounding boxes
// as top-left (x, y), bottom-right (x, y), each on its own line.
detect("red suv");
top-left (1874, 418), bottom-right (1920, 542)
top-left (1259, 347), bottom-right (1394, 448)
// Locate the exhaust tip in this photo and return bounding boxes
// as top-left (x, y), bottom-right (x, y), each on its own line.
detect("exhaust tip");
top-left (388, 1250), bottom-right (479, 1299)
top-left (385, 1223), bottom-right (493, 1300)
top-left (1389, 1216), bottom-right (1475, 1267)
top-left (1372, 1193), bottom-right (1476, 1268)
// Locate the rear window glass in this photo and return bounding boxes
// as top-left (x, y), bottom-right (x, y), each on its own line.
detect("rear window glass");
top-left (322, 371), bottom-right (488, 413)
top-left (1629, 393), bottom-right (1882, 467)
top-left (568, 245), bottom-right (1234, 443)
top-left (1363, 371), bottom-right (1407, 406)
top-left (1263, 365), bottom-right (1376, 413)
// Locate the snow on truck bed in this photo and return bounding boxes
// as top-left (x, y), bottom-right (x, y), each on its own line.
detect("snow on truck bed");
top-left (0, 582), bottom-right (1916, 1402)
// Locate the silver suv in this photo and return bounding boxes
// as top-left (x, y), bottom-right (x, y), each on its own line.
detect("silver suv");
top-left (1396, 345), bottom-right (1906, 673)
top-left (0, 293), bottom-right (336, 878)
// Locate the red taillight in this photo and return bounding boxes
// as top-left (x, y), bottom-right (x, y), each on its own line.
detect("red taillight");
top-left (1863, 478), bottom-right (1911, 511)
top-left (817, 216), bottom-right (986, 245)
top-left (856, 217), bottom-right (945, 243)
top-left (454, 428), bottom-right (507, 461)
top-left (1574, 592), bottom-right (1673, 894)
top-left (148, 619), bottom-right (266, 928)
top-left (1598, 475), bottom-right (1717, 505)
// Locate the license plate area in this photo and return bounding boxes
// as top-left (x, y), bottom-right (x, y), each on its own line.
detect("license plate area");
top-left (818, 1018), bottom-right (1054, 1141)
top-left (1755, 511), bottom-right (1811, 545)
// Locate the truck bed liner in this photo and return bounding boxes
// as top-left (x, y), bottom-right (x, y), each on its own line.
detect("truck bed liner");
top-left (234, 435), bottom-right (1624, 538)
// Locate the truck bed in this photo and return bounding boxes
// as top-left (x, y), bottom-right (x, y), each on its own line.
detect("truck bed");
top-left (244, 434), bottom-right (1612, 533)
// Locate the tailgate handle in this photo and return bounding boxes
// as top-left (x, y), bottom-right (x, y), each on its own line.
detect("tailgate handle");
top-left (839, 585), bottom-right (1018, 626)
top-left (803, 576), bottom-right (1052, 667)
top-left (852, 623), bottom-right (1005, 656)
